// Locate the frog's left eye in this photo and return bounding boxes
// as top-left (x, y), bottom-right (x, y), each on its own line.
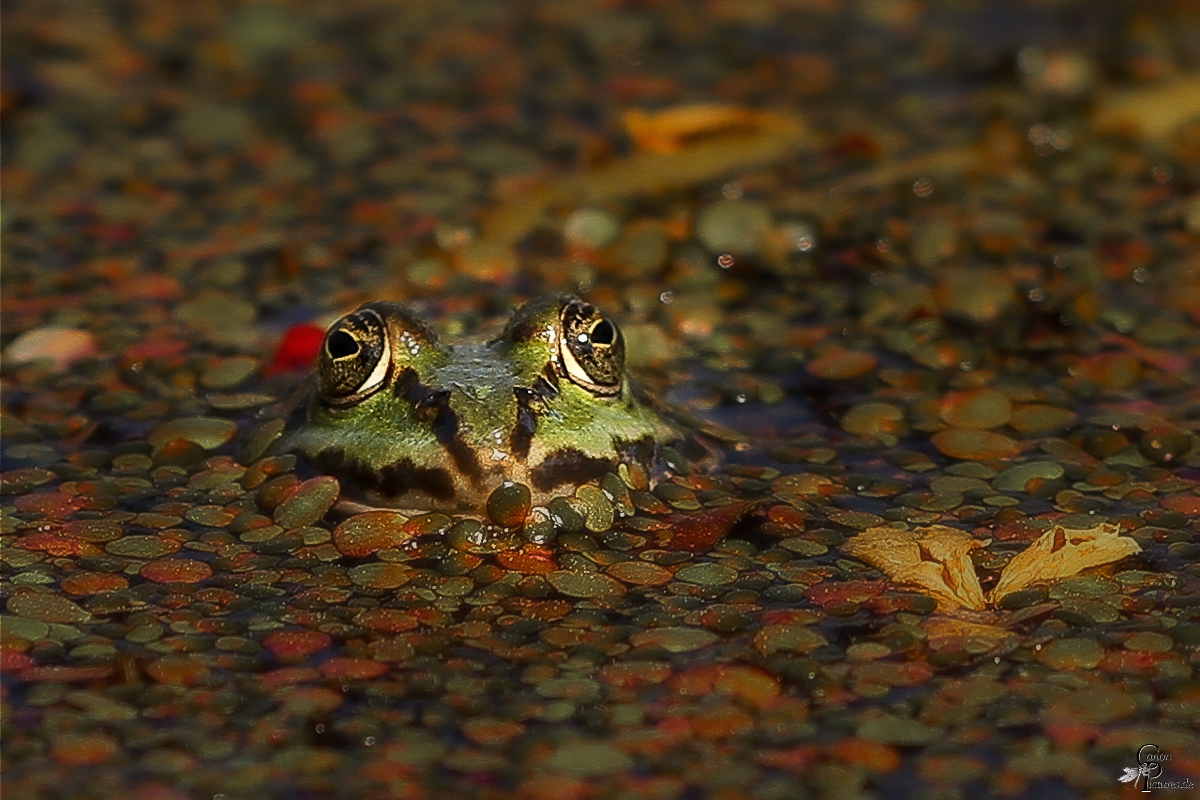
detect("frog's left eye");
top-left (317, 308), bottom-right (391, 405)
top-left (559, 301), bottom-right (624, 397)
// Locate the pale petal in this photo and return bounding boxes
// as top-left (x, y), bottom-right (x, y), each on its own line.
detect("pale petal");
top-left (989, 523), bottom-right (1141, 604)
top-left (843, 525), bottom-right (989, 611)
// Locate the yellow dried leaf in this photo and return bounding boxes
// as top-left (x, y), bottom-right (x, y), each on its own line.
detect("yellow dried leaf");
top-left (843, 525), bottom-right (989, 611)
top-left (1093, 76), bottom-right (1200, 142)
top-left (989, 523), bottom-right (1141, 604)
top-left (623, 105), bottom-right (772, 153)
top-left (474, 110), bottom-right (807, 249)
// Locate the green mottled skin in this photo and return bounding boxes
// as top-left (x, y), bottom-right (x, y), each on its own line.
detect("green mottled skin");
top-left (290, 295), bottom-right (679, 511)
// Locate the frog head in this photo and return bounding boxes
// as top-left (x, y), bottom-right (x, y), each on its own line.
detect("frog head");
top-left (289, 294), bottom-right (679, 511)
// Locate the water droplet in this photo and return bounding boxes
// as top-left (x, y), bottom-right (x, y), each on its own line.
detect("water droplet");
top-left (780, 221), bottom-right (817, 252)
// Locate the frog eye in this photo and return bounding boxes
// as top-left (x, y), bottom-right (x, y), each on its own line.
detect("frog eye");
top-left (559, 300), bottom-right (624, 397)
top-left (317, 308), bottom-right (391, 404)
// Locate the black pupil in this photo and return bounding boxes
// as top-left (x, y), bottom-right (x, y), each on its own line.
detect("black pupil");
top-left (591, 319), bottom-right (615, 345)
top-left (327, 330), bottom-right (359, 359)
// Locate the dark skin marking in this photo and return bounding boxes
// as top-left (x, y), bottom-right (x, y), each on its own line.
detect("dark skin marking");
top-left (529, 449), bottom-right (615, 491)
top-left (537, 363), bottom-right (560, 399)
top-left (443, 434), bottom-right (484, 486)
top-left (390, 367), bottom-right (418, 402)
top-left (615, 436), bottom-right (657, 467)
top-left (511, 387), bottom-right (539, 461)
top-left (510, 364), bottom-right (564, 465)
top-left (400, 374), bottom-right (484, 484)
top-left (318, 368), bottom-right (482, 484)
top-left (316, 449), bottom-right (456, 501)
top-left (529, 436), bottom-right (661, 491)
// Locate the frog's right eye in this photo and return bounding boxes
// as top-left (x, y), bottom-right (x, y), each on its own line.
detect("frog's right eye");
top-left (318, 309), bottom-right (390, 404)
top-left (558, 299), bottom-right (625, 397)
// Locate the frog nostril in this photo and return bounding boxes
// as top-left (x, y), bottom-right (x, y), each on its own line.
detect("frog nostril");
top-left (328, 330), bottom-right (360, 359)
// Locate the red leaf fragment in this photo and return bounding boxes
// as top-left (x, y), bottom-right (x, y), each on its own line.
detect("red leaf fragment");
top-left (267, 324), bottom-right (326, 375)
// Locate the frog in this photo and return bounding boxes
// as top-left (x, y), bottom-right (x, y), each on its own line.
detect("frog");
top-left (288, 294), bottom-right (684, 513)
